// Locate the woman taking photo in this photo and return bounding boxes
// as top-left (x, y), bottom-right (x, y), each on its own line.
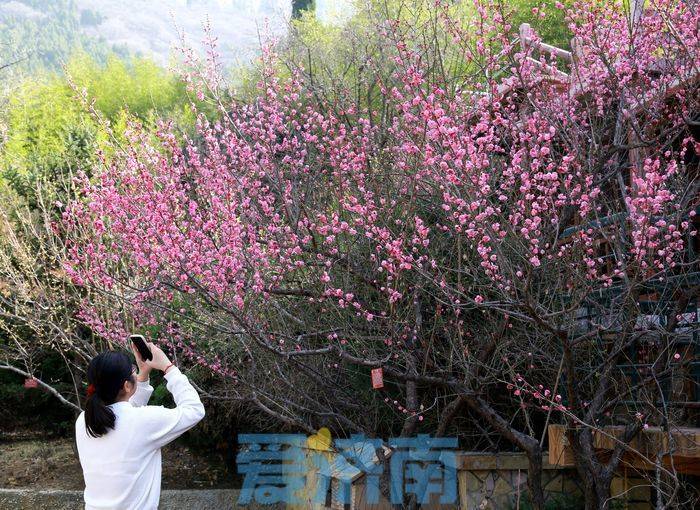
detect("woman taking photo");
top-left (75, 340), bottom-right (205, 510)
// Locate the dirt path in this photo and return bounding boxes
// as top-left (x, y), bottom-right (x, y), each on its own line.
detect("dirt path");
top-left (0, 437), bottom-right (239, 490)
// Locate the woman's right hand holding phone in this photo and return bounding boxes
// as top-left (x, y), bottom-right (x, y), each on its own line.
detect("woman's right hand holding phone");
top-left (144, 343), bottom-right (173, 373)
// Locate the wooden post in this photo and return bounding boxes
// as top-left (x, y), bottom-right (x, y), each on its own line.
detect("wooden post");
top-left (569, 37), bottom-right (584, 97)
top-left (629, 0), bottom-right (645, 30)
top-left (519, 23), bottom-right (533, 53)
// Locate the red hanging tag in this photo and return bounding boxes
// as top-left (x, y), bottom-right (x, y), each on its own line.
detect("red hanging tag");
top-left (24, 378), bottom-right (38, 389)
top-left (371, 368), bottom-right (384, 389)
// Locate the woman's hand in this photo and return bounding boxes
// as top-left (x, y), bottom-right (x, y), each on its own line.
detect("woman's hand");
top-left (144, 342), bottom-right (173, 373)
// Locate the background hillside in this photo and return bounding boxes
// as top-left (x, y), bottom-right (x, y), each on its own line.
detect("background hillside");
top-left (0, 0), bottom-right (301, 75)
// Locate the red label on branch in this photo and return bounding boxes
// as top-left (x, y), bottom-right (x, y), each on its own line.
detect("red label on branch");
top-left (24, 378), bottom-right (38, 389)
top-left (371, 368), bottom-right (384, 389)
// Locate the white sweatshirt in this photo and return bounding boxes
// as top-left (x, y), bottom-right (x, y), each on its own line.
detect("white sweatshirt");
top-left (75, 367), bottom-right (205, 510)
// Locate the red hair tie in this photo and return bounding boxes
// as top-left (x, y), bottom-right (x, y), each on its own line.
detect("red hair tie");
top-left (87, 383), bottom-right (96, 397)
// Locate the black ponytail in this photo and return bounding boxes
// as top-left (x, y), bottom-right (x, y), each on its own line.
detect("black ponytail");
top-left (85, 351), bottom-right (134, 438)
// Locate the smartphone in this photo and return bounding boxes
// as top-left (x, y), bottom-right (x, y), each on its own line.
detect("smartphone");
top-left (129, 334), bottom-right (153, 361)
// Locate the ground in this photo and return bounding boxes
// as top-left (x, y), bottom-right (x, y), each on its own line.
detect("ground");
top-left (0, 435), bottom-right (238, 490)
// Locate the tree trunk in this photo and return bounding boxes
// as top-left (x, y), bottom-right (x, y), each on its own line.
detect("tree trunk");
top-left (570, 427), bottom-right (615, 510)
top-left (581, 474), bottom-right (613, 510)
top-left (526, 448), bottom-right (546, 510)
top-left (464, 396), bottom-right (546, 510)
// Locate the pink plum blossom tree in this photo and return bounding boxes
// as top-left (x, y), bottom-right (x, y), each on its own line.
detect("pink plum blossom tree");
top-left (64, 0), bottom-right (699, 507)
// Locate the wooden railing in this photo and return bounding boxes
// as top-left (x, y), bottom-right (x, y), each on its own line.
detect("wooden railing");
top-left (548, 424), bottom-right (700, 475)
